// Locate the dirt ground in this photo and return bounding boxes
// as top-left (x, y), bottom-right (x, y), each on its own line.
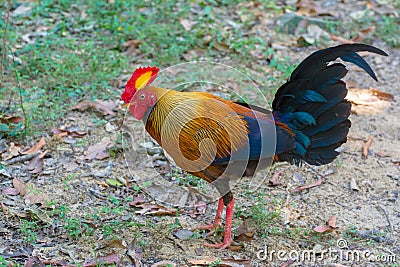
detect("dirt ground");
top-left (1, 46), bottom-right (398, 267)
top-left (1, 2), bottom-right (400, 267)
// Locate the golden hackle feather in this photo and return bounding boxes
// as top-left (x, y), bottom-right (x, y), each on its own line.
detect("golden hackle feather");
top-left (144, 86), bottom-right (249, 173)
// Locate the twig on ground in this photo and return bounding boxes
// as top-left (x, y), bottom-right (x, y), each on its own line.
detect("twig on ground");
top-left (291, 178), bottom-right (324, 193)
top-left (3, 152), bottom-right (40, 165)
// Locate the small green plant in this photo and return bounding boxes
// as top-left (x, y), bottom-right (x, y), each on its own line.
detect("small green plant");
top-left (20, 219), bottom-right (39, 244)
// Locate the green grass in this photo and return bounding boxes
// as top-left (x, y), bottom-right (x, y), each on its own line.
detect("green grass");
top-left (0, 0), bottom-right (302, 138)
top-left (1, 0), bottom-right (399, 138)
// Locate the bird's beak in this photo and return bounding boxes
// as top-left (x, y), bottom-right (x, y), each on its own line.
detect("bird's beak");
top-left (122, 102), bottom-right (137, 108)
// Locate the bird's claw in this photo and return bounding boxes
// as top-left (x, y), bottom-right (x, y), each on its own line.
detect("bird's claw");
top-left (203, 239), bottom-right (232, 250)
top-left (191, 222), bottom-right (222, 236)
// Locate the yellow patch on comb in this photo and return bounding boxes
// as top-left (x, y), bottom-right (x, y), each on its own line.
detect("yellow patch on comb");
top-left (135, 71), bottom-right (153, 90)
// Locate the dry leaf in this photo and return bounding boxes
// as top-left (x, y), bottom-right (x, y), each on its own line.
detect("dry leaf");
top-left (128, 195), bottom-right (146, 206)
top-left (1, 142), bottom-right (21, 161)
top-left (189, 200), bottom-right (207, 218)
top-left (84, 138), bottom-right (113, 160)
top-left (2, 187), bottom-right (19, 196)
top-left (27, 150), bottom-right (48, 174)
top-left (296, 0), bottom-right (338, 17)
top-left (51, 128), bottom-right (86, 138)
top-left (234, 219), bottom-right (254, 242)
top-left (328, 215), bottom-right (337, 228)
top-left (331, 26), bottom-right (376, 44)
top-left (213, 42), bottom-right (233, 52)
top-left (135, 203), bottom-right (178, 216)
top-left (72, 99), bottom-right (116, 116)
top-left (313, 215), bottom-right (338, 233)
top-left (21, 137), bottom-right (46, 155)
top-left (107, 239), bottom-right (127, 249)
top-left (13, 178), bottom-right (28, 196)
top-left (351, 26), bottom-right (375, 43)
top-left (174, 229), bottom-right (194, 240)
top-left (83, 252), bottom-right (120, 267)
top-left (366, 0), bottom-right (375, 9)
top-left (123, 39), bottom-right (141, 56)
top-left (313, 224), bottom-right (334, 233)
top-left (0, 116), bottom-right (24, 125)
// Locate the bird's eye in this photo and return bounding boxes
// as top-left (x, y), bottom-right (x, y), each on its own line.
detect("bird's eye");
top-left (139, 93), bottom-right (146, 100)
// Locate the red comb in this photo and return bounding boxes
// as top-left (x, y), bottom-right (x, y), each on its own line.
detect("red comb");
top-left (121, 66), bottom-right (159, 103)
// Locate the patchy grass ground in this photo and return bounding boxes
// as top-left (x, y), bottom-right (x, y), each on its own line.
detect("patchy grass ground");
top-left (1, 0), bottom-right (399, 266)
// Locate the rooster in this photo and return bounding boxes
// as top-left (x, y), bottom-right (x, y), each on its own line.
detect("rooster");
top-left (121, 44), bottom-right (387, 249)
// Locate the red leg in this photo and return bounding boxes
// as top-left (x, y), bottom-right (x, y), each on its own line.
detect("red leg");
top-left (204, 198), bottom-right (234, 249)
top-left (192, 197), bottom-right (223, 232)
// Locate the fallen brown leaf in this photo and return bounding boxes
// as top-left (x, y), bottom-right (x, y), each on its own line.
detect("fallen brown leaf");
top-left (51, 128), bottom-right (86, 138)
top-left (328, 215), bottom-right (337, 228)
top-left (128, 195), bottom-right (146, 207)
top-left (13, 178), bottom-right (27, 196)
top-left (362, 136), bottom-right (373, 159)
top-left (135, 203), bottom-right (178, 216)
top-left (12, 178), bottom-right (48, 206)
top-left (2, 187), bottom-right (19, 195)
top-left (296, 0), bottom-right (338, 17)
top-left (83, 252), bottom-right (120, 267)
top-left (0, 115), bottom-right (24, 125)
top-left (313, 215), bottom-right (338, 233)
top-left (21, 137), bottom-right (46, 155)
top-left (351, 26), bottom-right (375, 43)
top-left (96, 180), bottom-right (110, 187)
top-left (84, 137), bottom-right (113, 160)
top-left (234, 219), bottom-right (254, 242)
top-left (72, 99), bottom-right (116, 116)
top-left (330, 34), bottom-right (354, 44)
top-left (331, 26), bottom-right (376, 44)
top-left (123, 39), bottom-right (141, 56)
top-left (27, 150), bottom-right (49, 174)
top-left (313, 224), bottom-right (335, 233)
top-left (1, 142), bottom-right (21, 161)
top-left (107, 239), bottom-right (127, 249)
